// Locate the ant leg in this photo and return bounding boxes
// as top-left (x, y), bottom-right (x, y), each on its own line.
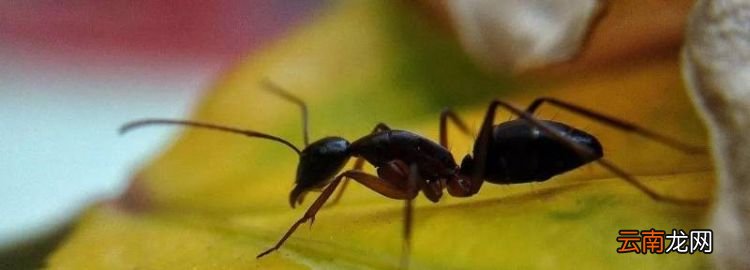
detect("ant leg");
top-left (326, 158), bottom-right (365, 208)
top-left (596, 158), bottom-right (708, 206)
top-left (258, 165), bottom-right (419, 258)
top-left (261, 79), bottom-right (311, 146)
top-left (257, 173), bottom-right (345, 258)
top-left (342, 168), bottom-right (419, 200)
top-left (328, 123), bottom-right (392, 207)
top-left (439, 108), bottom-right (474, 148)
top-left (401, 164), bottom-right (419, 270)
top-left (402, 197), bottom-right (413, 270)
top-left (439, 109), bottom-right (481, 196)
top-left (345, 161), bottom-right (420, 269)
top-left (462, 102), bottom-right (512, 195)
top-left (525, 97), bottom-right (705, 153)
top-left (481, 100), bottom-right (708, 206)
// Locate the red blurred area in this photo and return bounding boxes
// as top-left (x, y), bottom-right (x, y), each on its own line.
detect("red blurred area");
top-left (0, 1), bottom-right (322, 64)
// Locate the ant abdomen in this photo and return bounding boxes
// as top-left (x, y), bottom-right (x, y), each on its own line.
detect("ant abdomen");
top-left (461, 119), bottom-right (603, 184)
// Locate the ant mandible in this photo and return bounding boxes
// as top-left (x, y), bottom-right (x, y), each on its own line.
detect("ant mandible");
top-left (120, 80), bottom-right (708, 268)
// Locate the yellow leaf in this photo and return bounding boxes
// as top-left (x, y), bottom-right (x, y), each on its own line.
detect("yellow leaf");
top-left (49, 1), bottom-right (714, 269)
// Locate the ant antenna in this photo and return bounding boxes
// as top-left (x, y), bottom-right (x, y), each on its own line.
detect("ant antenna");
top-left (261, 79), bottom-right (310, 146)
top-left (120, 119), bottom-right (302, 155)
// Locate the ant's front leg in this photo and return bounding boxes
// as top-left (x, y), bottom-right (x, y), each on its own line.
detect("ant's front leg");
top-left (345, 161), bottom-right (419, 200)
top-left (257, 164), bottom-right (419, 259)
top-left (257, 173), bottom-right (346, 258)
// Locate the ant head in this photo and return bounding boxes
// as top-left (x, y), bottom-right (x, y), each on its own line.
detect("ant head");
top-left (289, 136), bottom-right (351, 208)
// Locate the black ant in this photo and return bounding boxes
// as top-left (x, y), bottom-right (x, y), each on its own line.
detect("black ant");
top-left (120, 80), bottom-right (708, 268)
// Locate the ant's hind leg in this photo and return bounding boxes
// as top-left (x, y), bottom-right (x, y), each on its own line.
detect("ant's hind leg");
top-left (328, 123), bottom-right (393, 207)
top-left (481, 100), bottom-right (708, 206)
top-left (524, 97), bottom-right (705, 153)
top-left (595, 159), bottom-right (708, 206)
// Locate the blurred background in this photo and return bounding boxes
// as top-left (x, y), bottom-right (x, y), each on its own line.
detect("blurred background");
top-left (0, 0), bottom-right (322, 258)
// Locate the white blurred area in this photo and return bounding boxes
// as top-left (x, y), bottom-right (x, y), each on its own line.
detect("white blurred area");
top-left (0, 1), bottom-right (323, 249)
top-left (0, 47), bottom-right (216, 246)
